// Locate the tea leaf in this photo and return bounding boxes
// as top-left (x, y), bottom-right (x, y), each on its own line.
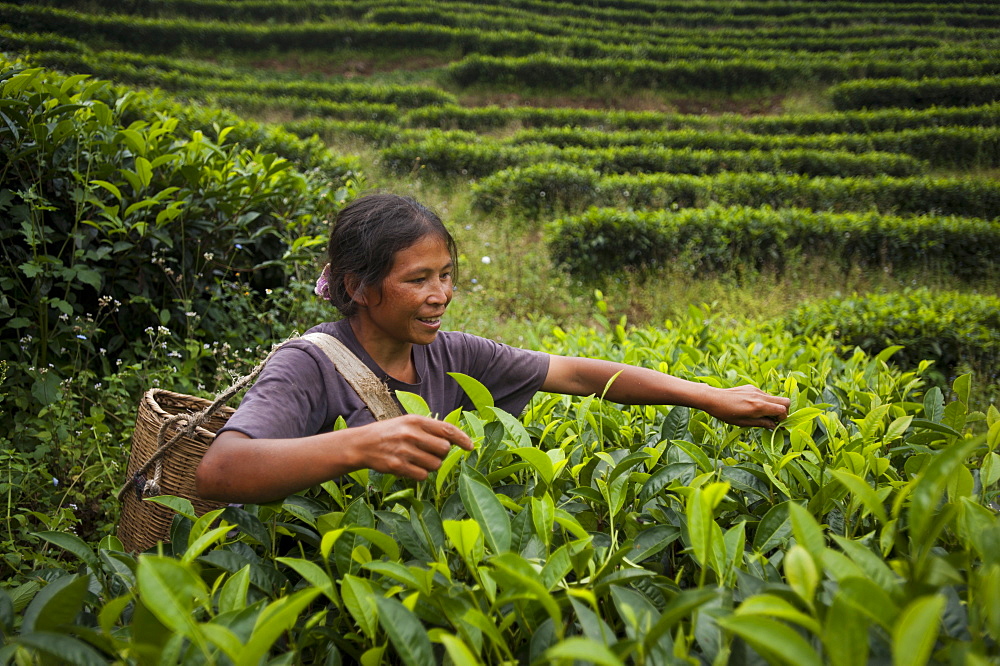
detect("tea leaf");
top-left (448, 372), bottom-right (495, 413)
top-left (375, 595), bottom-right (436, 666)
top-left (146, 495), bottom-right (197, 521)
top-left (136, 556), bottom-right (206, 636)
top-left (568, 596), bottom-right (616, 645)
top-left (531, 495), bottom-right (556, 547)
top-left (629, 525), bottom-right (680, 563)
top-left (396, 390), bottom-right (431, 417)
top-left (491, 552), bottom-right (563, 630)
top-left (434, 631), bottom-right (481, 666)
top-left (218, 565), bottom-right (251, 615)
top-left (753, 501), bottom-right (792, 553)
top-left (717, 614), bottom-right (822, 666)
top-left (892, 594), bottom-right (945, 666)
top-left (341, 575), bottom-right (378, 640)
top-left (544, 637), bottom-right (625, 666)
top-left (687, 482), bottom-right (729, 571)
top-left (642, 587), bottom-right (718, 650)
top-left (11, 632), bottom-right (107, 666)
top-left (784, 545), bottom-right (819, 604)
top-left (240, 587), bottom-right (322, 665)
top-left (736, 593), bottom-right (821, 634)
top-left (199, 624), bottom-right (243, 663)
top-left (923, 387), bottom-right (945, 423)
top-left (443, 519), bottom-right (485, 568)
top-left (834, 576), bottom-right (901, 631)
top-left (436, 445), bottom-right (468, 493)
top-left (831, 469), bottom-right (888, 524)
top-left (511, 446), bottom-right (555, 486)
top-left (660, 406), bottom-right (690, 441)
top-left (953, 373), bottom-right (971, 405)
top-left (787, 503), bottom-right (825, 559)
top-left (275, 557), bottom-right (338, 604)
top-left (908, 435), bottom-right (982, 545)
top-left (823, 593), bottom-right (869, 666)
top-left (33, 531), bottom-right (101, 572)
top-left (487, 407), bottom-right (533, 448)
top-left (459, 470), bottom-right (511, 553)
top-left (779, 407), bottom-right (823, 432)
top-left (20, 575), bottom-right (89, 634)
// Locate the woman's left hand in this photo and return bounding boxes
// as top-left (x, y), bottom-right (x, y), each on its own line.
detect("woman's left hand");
top-left (703, 384), bottom-right (791, 429)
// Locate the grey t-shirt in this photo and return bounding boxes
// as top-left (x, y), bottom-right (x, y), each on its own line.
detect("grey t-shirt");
top-left (219, 319), bottom-right (551, 439)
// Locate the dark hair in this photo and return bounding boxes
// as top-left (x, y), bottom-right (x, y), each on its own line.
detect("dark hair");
top-left (324, 193), bottom-right (458, 317)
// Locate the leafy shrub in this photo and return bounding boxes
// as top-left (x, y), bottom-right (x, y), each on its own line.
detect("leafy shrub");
top-left (0, 60), bottom-right (352, 417)
top-left (25, 48), bottom-right (455, 108)
top-left (783, 289), bottom-right (1000, 383)
top-left (402, 101), bottom-right (1000, 135)
top-left (472, 164), bottom-right (1000, 219)
top-left (544, 205), bottom-right (1000, 281)
top-left (2, 313), bottom-right (998, 663)
top-left (384, 137), bottom-right (926, 179)
top-left (830, 75), bottom-right (1000, 111)
top-left (447, 53), bottom-right (999, 93)
top-left (505, 125), bottom-right (1000, 170)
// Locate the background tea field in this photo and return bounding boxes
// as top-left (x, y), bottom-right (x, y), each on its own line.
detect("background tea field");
top-left (1, 0), bottom-right (999, 663)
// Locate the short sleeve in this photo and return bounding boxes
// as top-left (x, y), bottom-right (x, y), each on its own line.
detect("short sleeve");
top-left (217, 346), bottom-right (330, 439)
top-left (443, 332), bottom-right (549, 415)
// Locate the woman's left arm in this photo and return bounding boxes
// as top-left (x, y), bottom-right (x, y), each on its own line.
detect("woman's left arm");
top-left (542, 355), bottom-right (790, 429)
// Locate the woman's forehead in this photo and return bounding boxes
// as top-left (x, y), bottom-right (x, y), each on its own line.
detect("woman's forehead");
top-left (391, 234), bottom-right (453, 269)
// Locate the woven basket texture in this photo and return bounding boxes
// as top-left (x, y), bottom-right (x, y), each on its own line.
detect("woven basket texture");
top-left (118, 388), bottom-right (234, 553)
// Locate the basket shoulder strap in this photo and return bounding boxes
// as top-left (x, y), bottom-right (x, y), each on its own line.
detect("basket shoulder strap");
top-left (301, 332), bottom-right (403, 421)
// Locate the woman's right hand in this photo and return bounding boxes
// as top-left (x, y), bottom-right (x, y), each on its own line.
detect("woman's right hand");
top-left (356, 414), bottom-right (474, 480)
top-left (197, 416), bottom-right (474, 504)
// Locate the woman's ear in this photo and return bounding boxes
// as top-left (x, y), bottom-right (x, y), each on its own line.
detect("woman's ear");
top-left (344, 275), bottom-right (368, 307)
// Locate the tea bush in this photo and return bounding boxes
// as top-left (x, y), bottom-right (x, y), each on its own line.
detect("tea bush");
top-left (2, 311), bottom-right (998, 664)
top-left (24, 48), bottom-right (456, 109)
top-left (783, 289), bottom-right (1000, 385)
top-left (402, 101), bottom-right (1000, 134)
top-left (383, 138), bottom-right (926, 179)
top-left (472, 164), bottom-right (1000, 219)
top-left (0, 59), bottom-right (356, 441)
top-left (447, 53), bottom-right (999, 93)
top-left (830, 75), bottom-right (1000, 111)
top-left (544, 205), bottom-right (1000, 280)
top-left (505, 125), bottom-right (1000, 170)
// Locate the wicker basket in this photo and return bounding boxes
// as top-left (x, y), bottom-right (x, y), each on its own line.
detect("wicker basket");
top-left (117, 388), bottom-right (235, 553)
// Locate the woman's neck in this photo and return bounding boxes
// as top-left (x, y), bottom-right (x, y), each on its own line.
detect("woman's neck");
top-left (348, 317), bottom-right (417, 383)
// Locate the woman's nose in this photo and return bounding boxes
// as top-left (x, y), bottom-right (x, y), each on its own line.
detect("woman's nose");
top-left (427, 278), bottom-right (451, 304)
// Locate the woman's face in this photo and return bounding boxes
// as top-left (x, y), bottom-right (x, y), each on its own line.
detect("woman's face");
top-left (356, 234), bottom-right (454, 348)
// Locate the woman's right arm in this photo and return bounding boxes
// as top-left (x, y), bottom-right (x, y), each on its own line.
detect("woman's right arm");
top-left (195, 414), bottom-right (472, 504)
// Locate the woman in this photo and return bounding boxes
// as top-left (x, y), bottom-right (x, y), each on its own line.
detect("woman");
top-left (196, 193), bottom-right (789, 504)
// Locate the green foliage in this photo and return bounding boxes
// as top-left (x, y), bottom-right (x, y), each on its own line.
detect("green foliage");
top-left (783, 289), bottom-right (1000, 384)
top-left (505, 124), bottom-right (1000, 170)
top-left (447, 53), bottom-right (999, 94)
top-left (472, 164), bottom-right (1000, 219)
top-left (0, 60), bottom-right (348, 375)
top-left (0, 57), bottom-right (358, 548)
top-left (2, 312), bottom-right (998, 663)
top-left (3, 1), bottom-right (1000, 662)
top-left (403, 100), bottom-right (1000, 135)
top-left (544, 205), bottom-right (1000, 280)
top-left (831, 75), bottom-right (1000, 111)
top-left (384, 136), bottom-right (926, 180)
top-left (25, 48), bottom-right (455, 109)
